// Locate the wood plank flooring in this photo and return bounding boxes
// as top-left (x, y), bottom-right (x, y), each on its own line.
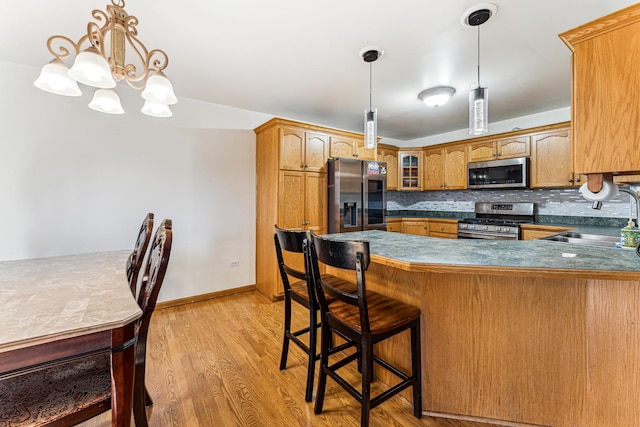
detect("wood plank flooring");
top-left (79, 290), bottom-right (504, 427)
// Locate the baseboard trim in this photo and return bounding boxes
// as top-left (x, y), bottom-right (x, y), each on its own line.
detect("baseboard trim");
top-left (155, 285), bottom-right (257, 310)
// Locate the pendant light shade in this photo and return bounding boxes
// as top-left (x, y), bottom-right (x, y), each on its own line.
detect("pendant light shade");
top-left (465, 6), bottom-right (495, 135)
top-left (364, 108), bottom-right (377, 149)
top-left (361, 47), bottom-right (383, 150)
top-left (469, 84), bottom-right (488, 135)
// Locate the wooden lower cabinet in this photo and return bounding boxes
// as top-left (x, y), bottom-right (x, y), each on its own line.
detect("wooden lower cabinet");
top-left (428, 219), bottom-right (458, 239)
top-left (520, 224), bottom-right (573, 240)
top-left (386, 218), bottom-right (403, 232)
top-left (402, 220), bottom-right (429, 236)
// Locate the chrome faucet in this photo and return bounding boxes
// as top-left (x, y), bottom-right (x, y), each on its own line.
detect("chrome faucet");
top-left (618, 186), bottom-right (640, 226)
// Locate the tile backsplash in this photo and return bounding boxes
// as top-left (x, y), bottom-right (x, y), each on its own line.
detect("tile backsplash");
top-left (387, 187), bottom-right (639, 219)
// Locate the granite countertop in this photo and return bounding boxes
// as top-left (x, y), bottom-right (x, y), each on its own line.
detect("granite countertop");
top-left (323, 230), bottom-right (640, 273)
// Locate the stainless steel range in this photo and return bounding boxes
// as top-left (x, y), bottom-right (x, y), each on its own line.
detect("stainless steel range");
top-left (457, 202), bottom-right (537, 240)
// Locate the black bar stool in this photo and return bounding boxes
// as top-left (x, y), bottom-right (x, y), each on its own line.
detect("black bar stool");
top-left (308, 233), bottom-right (422, 427)
top-left (274, 226), bottom-right (355, 402)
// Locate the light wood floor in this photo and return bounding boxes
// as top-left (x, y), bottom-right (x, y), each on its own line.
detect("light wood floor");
top-left (80, 290), bottom-right (503, 427)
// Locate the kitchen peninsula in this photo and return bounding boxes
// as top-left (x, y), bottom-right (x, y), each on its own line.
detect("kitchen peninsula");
top-left (323, 230), bottom-right (640, 427)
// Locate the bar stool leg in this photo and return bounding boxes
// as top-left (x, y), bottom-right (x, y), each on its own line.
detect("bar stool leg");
top-left (280, 296), bottom-right (292, 370)
top-left (412, 321), bottom-right (423, 418)
top-left (305, 308), bottom-right (318, 402)
top-left (361, 339), bottom-right (373, 427)
top-left (314, 318), bottom-right (331, 415)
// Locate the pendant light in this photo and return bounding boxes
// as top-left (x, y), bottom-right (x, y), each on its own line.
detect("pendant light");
top-left (466, 7), bottom-right (493, 135)
top-left (361, 48), bottom-right (383, 149)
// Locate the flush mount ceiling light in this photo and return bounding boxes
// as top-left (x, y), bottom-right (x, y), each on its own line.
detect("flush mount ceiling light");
top-left (34, 0), bottom-right (177, 118)
top-left (418, 86), bottom-right (456, 108)
top-left (464, 3), bottom-right (497, 135)
top-left (360, 47), bottom-right (383, 150)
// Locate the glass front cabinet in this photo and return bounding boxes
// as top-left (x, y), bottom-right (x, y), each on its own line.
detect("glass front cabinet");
top-left (398, 151), bottom-right (422, 191)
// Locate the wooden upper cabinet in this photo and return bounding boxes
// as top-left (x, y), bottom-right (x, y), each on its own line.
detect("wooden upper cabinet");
top-left (329, 136), bottom-right (376, 161)
top-left (531, 126), bottom-right (584, 188)
top-left (560, 4), bottom-right (640, 175)
top-left (280, 128), bottom-right (327, 172)
top-left (378, 144), bottom-right (398, 190)
top-left (424, 145), bottom-right (467, 190)
top-left (424, 148), bottom-right (444, 190)
top-left (468, 136), bottom-right (530, 162)
top-left (398, 151), bottom-right (422, 191)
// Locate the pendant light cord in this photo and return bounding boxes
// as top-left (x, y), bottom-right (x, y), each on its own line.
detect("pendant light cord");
top-left (477, 25), bottom-right (481, 85)
top-left (369, 61), bottom-right (373, 110)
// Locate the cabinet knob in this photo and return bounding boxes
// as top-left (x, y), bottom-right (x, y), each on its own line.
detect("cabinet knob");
top-left (575, 177), bottom-right (581, 183)
top-left (441, 226), bottom-right (445, 231)
top-left (568, 178), bottom-right (573, 183)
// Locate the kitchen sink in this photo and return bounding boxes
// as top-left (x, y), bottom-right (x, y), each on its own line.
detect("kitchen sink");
top-left (542, 231), bottom-right (621, 248)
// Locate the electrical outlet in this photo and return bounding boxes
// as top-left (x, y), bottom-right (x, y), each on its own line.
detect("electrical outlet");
top-left (228, 260), bottom-right (240, 267)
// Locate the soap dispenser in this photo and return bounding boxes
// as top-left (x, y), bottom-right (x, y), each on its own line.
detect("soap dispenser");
top-left (621, 219), bottom-right (639, 248)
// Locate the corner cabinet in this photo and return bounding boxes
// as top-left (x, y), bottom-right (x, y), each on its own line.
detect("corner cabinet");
top-left (398, 151), bottom-right (423, 191)
top-left (560, 3), bottom-right (640, 175)
top-left (423, 145), bottom-right (467, 190)
top-left (255, 118), bottom-right (370, 300)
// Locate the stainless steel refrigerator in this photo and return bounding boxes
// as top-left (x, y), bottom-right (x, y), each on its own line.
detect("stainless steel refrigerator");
top-left (327, 158), bottom-right (387, 234)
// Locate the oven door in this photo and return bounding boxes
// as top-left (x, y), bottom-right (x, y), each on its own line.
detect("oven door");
top-left (457, 230), bottom-right (519, 240)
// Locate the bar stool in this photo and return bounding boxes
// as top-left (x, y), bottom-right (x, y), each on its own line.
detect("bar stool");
top-left (274, 226), bottom-right (355, 402)
top-left (308, 233), bottom-right (422, 427)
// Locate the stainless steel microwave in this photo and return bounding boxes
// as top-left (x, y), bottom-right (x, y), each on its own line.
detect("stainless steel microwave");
top-left (467, 157), bottom-right (529, 189)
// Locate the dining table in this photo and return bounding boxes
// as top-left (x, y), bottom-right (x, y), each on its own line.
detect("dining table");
top-left (0, 250), bottom-right (143, 427)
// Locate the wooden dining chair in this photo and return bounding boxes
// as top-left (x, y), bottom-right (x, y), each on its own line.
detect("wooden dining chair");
top-left (126, 212), bottom-right (154, 297)
top-left (274, 225), bottom-right (356, 402)
top-left (0, 219), bottom-right (173, 427)
top-left (308, 233), bottom-right (422, 427)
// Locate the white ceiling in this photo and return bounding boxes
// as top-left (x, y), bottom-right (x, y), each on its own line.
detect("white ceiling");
top-left (2, 0), bottom-right (638, 141)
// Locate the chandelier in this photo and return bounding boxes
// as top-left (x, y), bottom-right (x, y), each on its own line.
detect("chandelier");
top-left (34, 0), bottom-right (177, 117)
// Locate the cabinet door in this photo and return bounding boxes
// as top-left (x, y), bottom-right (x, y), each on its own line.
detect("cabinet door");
top-left (279, 128), bottom-right (305, 171)
top-left (403, 220), bottom-right (429, 236)
top-left (398, 151), bottom-right (422, 190)
top-left (387, 219), bottom-right (403, 232)
top-left (355, 138), bottom-right (377, 161)
top-left (497, 136), bottom-right (530, 159)
top-left (531, 128), bottom-right (574, 188)
top-left (444, 145), bottom-right (467, 189)
top-left (305, 133), bottom-right (328, 172)
top-left (278, 170), bottom-right (305, 229)
top-left (382, 152), bottom-right (398, 190)
top-left (565, 13), bottom-right (640, 174)
top-left (467, 141), bottom-right (496, 162)
top-left (424, 148), bottom-right (444, 190)
top-left (329, 136), bottom-right (356, 159)
top-left (304, 172), bottom-right (326, 234)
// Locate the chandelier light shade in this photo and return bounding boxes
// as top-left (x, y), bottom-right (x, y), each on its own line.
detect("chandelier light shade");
top-left (465, 6), bottom-right (495, 135)
top-left (34, 59), bottom-right (82, 96)
top-left (89, 89), bottom-right (124, 114)
top-left (418, 86), bottom-right (456, 108)
top-left (361, 48), bottom-right (383, 150)
top-left (34, 0), bottom-right (176, 117)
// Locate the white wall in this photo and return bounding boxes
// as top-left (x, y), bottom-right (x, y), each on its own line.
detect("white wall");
top-left (0, 61), bottom-right (271, 302)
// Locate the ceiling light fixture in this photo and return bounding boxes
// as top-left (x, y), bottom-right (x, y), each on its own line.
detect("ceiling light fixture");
top-left (418, 86), bottom-right (456, 108)
top-left (465, 4), bottom-right (496, 135)
top-left (360, 47), bottom-right (383, 150)
top-left (34, 0), bottom-right (177, 118)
